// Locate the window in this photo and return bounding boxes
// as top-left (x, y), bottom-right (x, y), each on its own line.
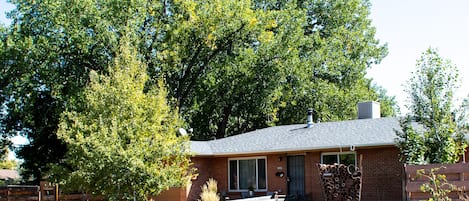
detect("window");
top-left (321, 152), bottom-right (356, 166)
top-left (229, 157), bottom-right (267, 191)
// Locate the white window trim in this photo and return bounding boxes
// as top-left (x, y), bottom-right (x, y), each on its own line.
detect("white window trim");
top-left (321, 151), bottom-right (357, 166)
top-left (228, 156), bottom-right (268, 192)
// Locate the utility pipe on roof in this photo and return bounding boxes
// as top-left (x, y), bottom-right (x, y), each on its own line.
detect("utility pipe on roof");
top-left (307, 108), bottom-right (313, 128)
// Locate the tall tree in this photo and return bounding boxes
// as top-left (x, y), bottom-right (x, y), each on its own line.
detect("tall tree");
top-left (273, 0), bottom-right (389, 124)
top-left (53, 39), bottom-right (191, 200)
top-left (395, 116), bottom-right (426, 164)
top-left (0, 0), bottom-right (161, 182)
top-left (372, 84), bottom-right (400, 117)
top-left (457, 96), bottom-right (469, 135)
top-left (0, 23), bottom-right (15, 164)
top-left (162, 0), bottom-right (391, 139)
top-left (396, 48), bottom-right (468, 164)
top-left (157, 0), bottom-right (308, 139)
top-left (1, 0), bottom-right (395, 180)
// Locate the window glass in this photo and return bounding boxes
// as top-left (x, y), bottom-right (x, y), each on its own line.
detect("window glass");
top-left (322, 154), bottom-right (338, 165)
top-left (339, 153), bottom-right (356, 166)
top-left (228, 158), bottom-right (267, 191)
top-left (229, 160), bottom-right (238, 190)
top-left (239, 159), bottom-right (256, 189)
top-left (257, 159), bottom-right (266, 189)
top-left (322, 153), bottom-right (356, 166)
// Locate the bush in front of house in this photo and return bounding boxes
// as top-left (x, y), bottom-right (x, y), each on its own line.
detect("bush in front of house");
top-left (199, 178), bottom-right (220, 201)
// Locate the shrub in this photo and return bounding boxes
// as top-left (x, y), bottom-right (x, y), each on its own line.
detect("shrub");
top-left (418, 167), bottom-right (456, 201)
top-left (200, 178), bottom-right (220, 201)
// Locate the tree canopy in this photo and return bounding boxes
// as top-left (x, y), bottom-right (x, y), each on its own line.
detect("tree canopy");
top-left (1, 0), bottom-right (395, 181)
top-left (0, 149), bottom-right (17, 170)
top-left (53, 39), bottom-right (191, 200)
top-left (396, 48), bottom-right (468, 164)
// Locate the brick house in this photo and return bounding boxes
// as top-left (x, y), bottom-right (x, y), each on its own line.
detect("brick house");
top-left (179, 102), bottom-right (405, 201)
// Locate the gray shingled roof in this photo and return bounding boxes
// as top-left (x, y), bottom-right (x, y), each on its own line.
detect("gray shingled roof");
top-left (190, 117), bottom-right (401, 156)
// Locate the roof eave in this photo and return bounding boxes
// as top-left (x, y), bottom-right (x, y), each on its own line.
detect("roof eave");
top-left (192, 142), bottom-right (397, 157)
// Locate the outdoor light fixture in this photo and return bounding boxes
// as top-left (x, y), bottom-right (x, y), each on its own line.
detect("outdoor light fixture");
top-left (275, 172), bottom-right (285, 178)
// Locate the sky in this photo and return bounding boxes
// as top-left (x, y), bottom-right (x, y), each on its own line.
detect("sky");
top-left (0, 1), bottom-right (468, 115)
top-left (368, 0), bottom-right (469, 113)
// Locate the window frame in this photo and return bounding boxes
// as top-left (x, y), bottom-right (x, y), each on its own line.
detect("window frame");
top-left (228, 156), bottom-right (268, 192)
top-left (321, 152), bottom-right (357, 166)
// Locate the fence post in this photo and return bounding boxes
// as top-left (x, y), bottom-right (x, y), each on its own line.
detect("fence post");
top-left (461, 164), bottom-right (465, 182)
top-left (40, 181), bottom-right (44, 201)
top-left (463, 152), bottom-right (466, 163)
top-left (402, 164), bottom-right (407, 201)
top-left (38, 185), bottom-right (42, 201)
top-left (55, 183), bottom-right (59, 201)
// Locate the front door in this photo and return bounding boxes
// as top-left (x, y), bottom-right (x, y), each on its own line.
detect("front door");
top-left (287, 155), bottom-right (305, 196)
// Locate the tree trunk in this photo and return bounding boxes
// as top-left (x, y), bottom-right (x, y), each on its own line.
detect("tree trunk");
top-left (216, 105), bottom-right (233, 139)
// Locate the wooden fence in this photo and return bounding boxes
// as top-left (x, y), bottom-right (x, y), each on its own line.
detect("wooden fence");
top-left (0, 185), bottom-right (39, 201)
top-left (0, 181), bottom-right (182, 201)
top-left (0, 182), bottom-right (104, 201)
top-left (405, 163), bottom-right (469, 201)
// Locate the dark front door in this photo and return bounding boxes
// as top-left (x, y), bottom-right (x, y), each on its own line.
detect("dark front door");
top-left (287, 155), bottom-right (305, 196)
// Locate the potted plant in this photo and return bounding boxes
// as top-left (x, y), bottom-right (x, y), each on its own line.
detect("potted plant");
top-left (248, 186), bottom-right (254, 197)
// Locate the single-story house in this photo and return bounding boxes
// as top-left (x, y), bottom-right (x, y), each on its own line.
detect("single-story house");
top-left (159, 101), bottom-right (466, 201)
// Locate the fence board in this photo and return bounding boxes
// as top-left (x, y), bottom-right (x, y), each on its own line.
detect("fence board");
top-left (0, 183), bottom-right (171, 201)
top-left (405, 163), bottom-right (469, 201)
top-left (0, 184), bottom-right (102, 201)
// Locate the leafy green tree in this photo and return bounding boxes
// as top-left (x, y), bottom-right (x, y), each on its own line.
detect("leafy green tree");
top-left (158, 0), bottom-right (309, 139)
top-left (53, 40), bottom-right (191, 200)
top-left (0, 159), bottom-right (17, 170)
top-left (397, 48), bottom-right (468, 164)
top-left (372, 84), bottom-right (400, 117)
top-left (0, 150), bottom-right (17, 170)
top-left (395, 116), bottom-right (426, 164)
top-left (273, 0), bottom-right (390, 124)
top-left (0, 0), bottom-right (165, 183)
top-left (455, 96), bottom-right (469, 139)
top-left (1, 0), bottom-right (396, 180)
top-left (165, 0), bottom-right (392, 138)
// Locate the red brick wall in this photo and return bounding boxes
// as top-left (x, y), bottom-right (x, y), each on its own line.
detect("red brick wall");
top-left (305, 152), bottom-right (323, 201)
top-left (152, 187), bottom-right (187, 201)
top-left (205, 155), bottom-right (289, 199)
top-left (306, 147), bottom-right (403, 201)
top-left (189, 146), bottom-right (403, 201)
top-left (267, 155), bottom-right (288, 194)
top-left (358, 147), bottom-right (403, 201)
top-left (187, 157), bottom-right (211, 201)
top-left (210, 157), bottom-right (228, 194)
top-left (187, 157), bottom-right (229, 201)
